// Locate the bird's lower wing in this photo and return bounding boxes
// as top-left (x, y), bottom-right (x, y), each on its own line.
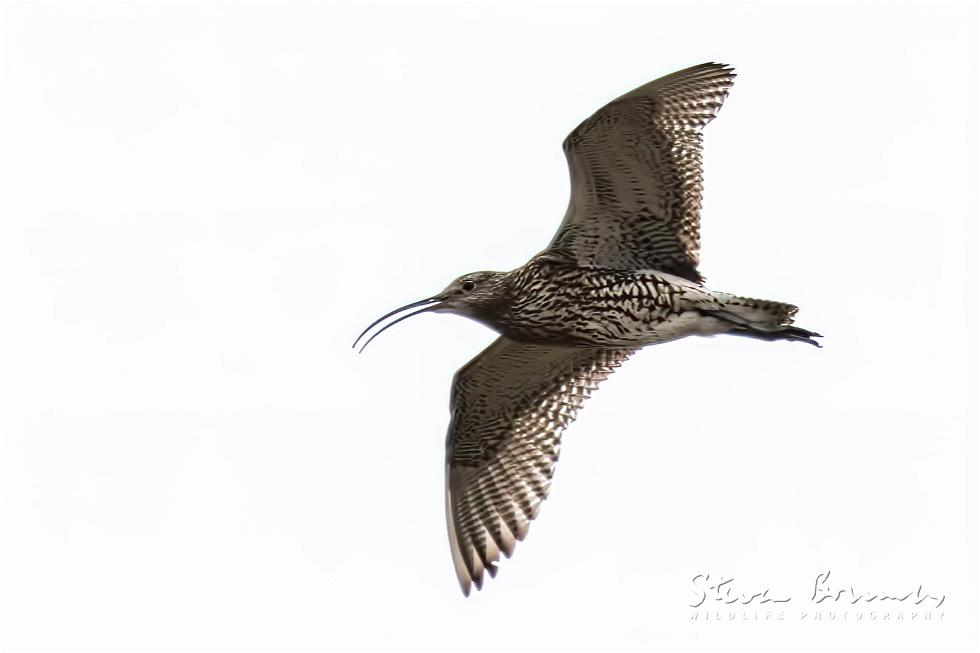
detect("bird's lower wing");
top-left (445, 336), bottom-right (635, 595)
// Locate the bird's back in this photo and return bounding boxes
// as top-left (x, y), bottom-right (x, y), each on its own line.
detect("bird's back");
top-left (497, 258), bottom-right (724, 347)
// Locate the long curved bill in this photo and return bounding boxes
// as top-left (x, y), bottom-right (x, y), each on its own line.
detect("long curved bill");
top-left (352, 297), bottom-right (441, 353)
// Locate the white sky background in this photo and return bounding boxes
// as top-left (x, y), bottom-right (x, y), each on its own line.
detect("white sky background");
top-left (1, 1), bottom-right (977, 650)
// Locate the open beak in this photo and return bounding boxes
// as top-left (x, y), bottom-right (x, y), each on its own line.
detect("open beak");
top-left (352, 296), bottom-right (442, 353)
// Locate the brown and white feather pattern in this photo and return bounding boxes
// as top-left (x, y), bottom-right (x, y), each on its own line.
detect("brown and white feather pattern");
top-left (445, 336), bottom-right (633, 595)
top-left (549, 62), bottom-right (736, 283)
top-left (352, 61), bottom-right (819, 598)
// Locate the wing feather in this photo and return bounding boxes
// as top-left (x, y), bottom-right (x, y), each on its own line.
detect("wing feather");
top-left (548, 62), bottom-right (736, 283)
top-left (445, 337), bottom-right (634, 595)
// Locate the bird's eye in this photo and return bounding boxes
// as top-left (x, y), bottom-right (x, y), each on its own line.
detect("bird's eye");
top-left (461, 280), bottom-right (476, 292)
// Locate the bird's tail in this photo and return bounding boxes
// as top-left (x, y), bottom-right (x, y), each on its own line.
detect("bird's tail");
top-left (700, 295), bottom-right (822, 347)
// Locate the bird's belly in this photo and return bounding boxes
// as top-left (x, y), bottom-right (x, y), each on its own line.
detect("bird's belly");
top-left (505, 305), bottom-right (728, 348)
top-left (638, 310), bottom-right (730, 344)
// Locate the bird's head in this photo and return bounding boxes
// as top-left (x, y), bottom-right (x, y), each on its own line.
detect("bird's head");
top-left (353, 270), bottom-right (511, 352)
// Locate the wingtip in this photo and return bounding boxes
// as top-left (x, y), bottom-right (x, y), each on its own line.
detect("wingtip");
top-left (689, 61), bottom-right (736, 75)
top-left (695, 61), bottom-right (737, 84)
top-left (707, 61), bottom-right (735, 72)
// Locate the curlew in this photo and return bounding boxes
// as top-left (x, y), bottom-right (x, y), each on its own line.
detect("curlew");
top-left (354, 62), bottom-right (820, 596)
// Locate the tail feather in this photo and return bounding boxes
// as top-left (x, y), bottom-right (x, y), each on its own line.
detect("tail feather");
top-left (699, 295), bottom-right (822, 347)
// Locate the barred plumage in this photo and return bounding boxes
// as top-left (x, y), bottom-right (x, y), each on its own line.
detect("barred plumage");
top-left (553, 62), bottom-right (737, 283)
top-left (445, 339), bottom-right (633, 593)
top-left (354, 62), bottom-right (820, 596)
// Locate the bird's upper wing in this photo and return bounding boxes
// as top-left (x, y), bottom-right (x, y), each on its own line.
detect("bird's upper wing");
top-left (445, 336), bottom-right (634, 595)
top-left (546, 62), bottom-right (736, 283)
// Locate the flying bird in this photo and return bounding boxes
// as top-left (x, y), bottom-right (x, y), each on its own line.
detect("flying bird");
top-left (354, 62), bottom-right (820, 596)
